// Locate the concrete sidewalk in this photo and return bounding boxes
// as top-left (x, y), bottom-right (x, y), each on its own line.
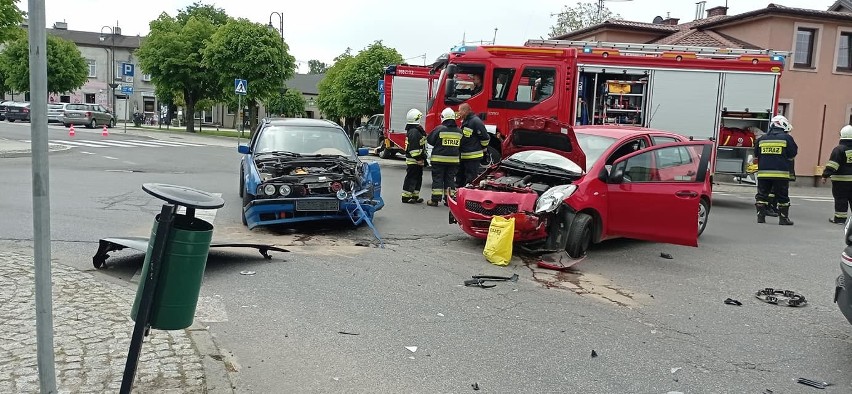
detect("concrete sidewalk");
top-left (0, 138), bottom-right (70, 158)
top-left (0, 249), bottom-right (235, 393)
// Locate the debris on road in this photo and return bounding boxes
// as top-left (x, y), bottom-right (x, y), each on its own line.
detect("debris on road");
top-left (671, 367), bottom-right (681, 373)
top-left (472, 382), bottom-right (480, 390)
top-left (796, 377), bottom-right (830, 389)
top-left (724, 298), bottom-right (743, 306)
top-left (536, 251), bottom-right (586, 271)
top-left (355, 241), bottom-right (370, 247)
top-left (660, 252), bottom-right (673, 259)
top-left (591, 350), bottom-right (598, 358)
top-left (437, 313), bottom-right (445, 317)
top-left (405, 346), bottom-right (418, 353)
top-left (755, 288), bottom-right (807, 307)
top-left (464, 273), bottom-right (518, 288)
top-left (338, 331), bottom-right (359, 336)
top-left (239, 270), bottom-right (256, 276)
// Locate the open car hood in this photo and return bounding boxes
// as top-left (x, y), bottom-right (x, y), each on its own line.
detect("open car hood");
top-left (501, 116), bottom-right (586, 172)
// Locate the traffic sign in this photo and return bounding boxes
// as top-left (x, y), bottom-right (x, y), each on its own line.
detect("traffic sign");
top-left (234, 79), bottom-right (247, 95)
top-left (122, 63), bottom-right (135, 77)
top-left (121, 85), bottom-right (134, 94)
top-left (377, 80), bottom-right (384, 93)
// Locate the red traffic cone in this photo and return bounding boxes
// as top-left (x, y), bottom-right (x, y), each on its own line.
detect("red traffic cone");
top-left (69, 124), bottom-right (75, 137)
top-left (102, 124), bottom-right (109, 136)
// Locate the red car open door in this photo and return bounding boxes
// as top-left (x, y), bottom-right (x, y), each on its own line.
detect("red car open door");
top-left (605, 141), bottom-right (713, 247)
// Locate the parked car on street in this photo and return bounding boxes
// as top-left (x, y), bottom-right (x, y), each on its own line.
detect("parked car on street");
top-left (62, 103), bottom-right (115, 128)
top-left (47, 103), bottom-right (71, 123)
top-left (0, 101), bottom-right (15, 121)
top-left (353, 114), bottom-right (389, 155)
top-left (448, 116), bottom-right (713, 258)
top-left (238, 118), bottom-right (384, 230)
top-left (5, 102), bottom-right (31, 122)
top-left (835, 219), bottom-right (852, 324)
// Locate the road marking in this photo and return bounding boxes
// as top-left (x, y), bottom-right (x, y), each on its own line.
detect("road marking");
top-left (126, 139), bottom-right (204, 147)
top-left (102, 156), bottom-right (118, 160)
top-left (50, 140), bottom-right (116, 148)
top-left (109, 140), bottom-right (176, 147)
top-left (79, 151), bottom-right (96, 155)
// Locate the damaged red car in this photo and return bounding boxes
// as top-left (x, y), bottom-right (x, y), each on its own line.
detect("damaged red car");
top-left (448, 116), bottom-right (713, 258)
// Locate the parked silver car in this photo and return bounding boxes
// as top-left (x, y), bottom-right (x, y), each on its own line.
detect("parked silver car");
top-left (48, 103), bottom-right (70, 123)
top-left (62, 103), bottom-right (115, 128)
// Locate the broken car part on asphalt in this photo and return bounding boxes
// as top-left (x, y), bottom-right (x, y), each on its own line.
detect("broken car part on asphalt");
top-left (92, 236), bottom-right (289, 269)
top-left (724, 298), bottom-right (743, 306)
top-left (755, 288), bottom-right (807, 307)
top-left (464, 273), bottom-right (519, 288)
top-left (796, 377), bottom-right (830, 389)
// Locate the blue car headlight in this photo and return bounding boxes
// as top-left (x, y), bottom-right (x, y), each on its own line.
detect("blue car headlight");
top-left (534, 185), bottom-right (577, 214)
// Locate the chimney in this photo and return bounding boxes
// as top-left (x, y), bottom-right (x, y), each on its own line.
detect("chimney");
top-left (661, 17), bottom-right (680, 25)
top-left (113, 26), bottom-right (122, 35)
top-left (53, 21), bottom-right (67, 30)
top-left (706, 6), bottom-right (728, 18)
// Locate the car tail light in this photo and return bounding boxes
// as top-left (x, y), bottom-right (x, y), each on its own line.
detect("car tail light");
top-left (23, 108), bottom-right (29, 113)
top-left (85, 111), bottom-right (91, 117)
top-left (331, 182), bottom-right (342, 192)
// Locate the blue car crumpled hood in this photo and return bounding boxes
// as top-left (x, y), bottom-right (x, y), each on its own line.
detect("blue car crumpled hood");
top-left (242, 155), bottom-right (384, 230)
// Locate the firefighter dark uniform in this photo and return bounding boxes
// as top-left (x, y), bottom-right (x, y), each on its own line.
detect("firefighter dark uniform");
top-left (426, 108), bottom-right (462, 206)
top-left (754, 117), bottom-right (798, 225)
top-left (821, 125), bottom-right (852, 224)
top-left (456, 112), bottom-right (490, 187)
top-left (401, 109), bottom-right (427, 204)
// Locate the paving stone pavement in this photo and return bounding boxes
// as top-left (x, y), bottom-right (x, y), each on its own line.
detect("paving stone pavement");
top-left (0, 250), bottom-right (208, 393)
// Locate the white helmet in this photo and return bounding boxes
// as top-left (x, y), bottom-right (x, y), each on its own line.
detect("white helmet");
top-left (771, 115), bottom-right (793, 132)
top-left (841, 125), bottom-right (852, 139)
top-left (440, 107), bottom-right (457, 122)
top-left (406, 108), bottom-right (423, 124)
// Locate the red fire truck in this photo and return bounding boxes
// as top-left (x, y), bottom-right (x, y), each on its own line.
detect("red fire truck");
top-left (423, 40), bottom-right (789, 178)
top-left (375, 64), bottom-right (438, 159)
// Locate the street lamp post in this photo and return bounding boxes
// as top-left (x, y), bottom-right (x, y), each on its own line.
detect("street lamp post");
top-left (100, 26), bottom-right (118, 114)
top-left (268, 12), bottom-right (287, 117)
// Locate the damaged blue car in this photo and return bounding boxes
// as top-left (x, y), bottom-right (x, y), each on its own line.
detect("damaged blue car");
top-left (238, 118), bottom-right (384, 230)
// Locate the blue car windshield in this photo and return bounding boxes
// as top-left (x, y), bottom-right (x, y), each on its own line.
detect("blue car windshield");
top-left (255, 125), bottom-right (357, 158)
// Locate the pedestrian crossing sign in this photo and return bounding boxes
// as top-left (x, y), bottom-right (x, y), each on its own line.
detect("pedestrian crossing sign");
top-left (234, 79), bottom-right (247, 95)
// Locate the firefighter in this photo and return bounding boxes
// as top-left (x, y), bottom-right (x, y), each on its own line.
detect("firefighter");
top-left (401, 109), bottom-right (427, 204)
top-left (426, 108), bottom-right (463, 207)
top-left (456, 103), bottom-right (490, 188)
top-left (753, 115), bottom-right (798, 225)
top-left (821, 125), bottom-right (852, 224)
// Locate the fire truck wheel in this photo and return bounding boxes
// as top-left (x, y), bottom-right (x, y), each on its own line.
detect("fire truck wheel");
top-left (379, 144), bottom-right (394, 159)
top-left (566, 213), bottom-right (593, 258)
top-left (698, 198), bottom-right (710, 237)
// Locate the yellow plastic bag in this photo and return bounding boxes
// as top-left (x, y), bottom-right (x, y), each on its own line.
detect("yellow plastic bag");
top-left (483, 216), bottom-right (515, 266)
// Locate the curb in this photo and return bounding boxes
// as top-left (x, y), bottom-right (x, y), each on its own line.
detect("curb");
top-left (0, 144), bottom-right (72, 158)
top-left (186, 323), bottom-right (237, 393)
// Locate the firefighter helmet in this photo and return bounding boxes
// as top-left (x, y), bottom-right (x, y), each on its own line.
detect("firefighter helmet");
top-left (440, 107), bottom-right (457, 122)
top-left (771, 115), bottom-right (793, 132)
top-left (841, 125), bottom-right (852, 140)
top-left (406, 108), bottom-right (423, 124)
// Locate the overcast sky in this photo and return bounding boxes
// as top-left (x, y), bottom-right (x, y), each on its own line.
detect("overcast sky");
top-left (18, 0), bottom-right (836, 73)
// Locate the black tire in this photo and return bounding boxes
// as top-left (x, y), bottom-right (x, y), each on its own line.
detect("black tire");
top-left (239, 167), bottom-right (245, 198)
top-left (88, 119), bottom-right (96, 129)
top-left (8, 119), bottom-right (14, 122)
top-left (379, 141), bottom-right (394, 159)
top-left (698, 198), bottom-right (710, 237)
top-left (109, 118), bottom-right (115, 128)
top-left (566, 212), bottom-right (593, 258)
top-left (241, 193), bottom-right (254, 226)
top-left (63, 123), bottom-right (70, 128)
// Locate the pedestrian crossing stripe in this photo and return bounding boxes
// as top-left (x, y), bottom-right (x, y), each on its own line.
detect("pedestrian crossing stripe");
top-left (22, 139), bottom-right (205, 148)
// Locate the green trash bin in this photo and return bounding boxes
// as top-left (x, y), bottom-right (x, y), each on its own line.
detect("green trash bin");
top-left (131, 213), bottom-right (214, 330)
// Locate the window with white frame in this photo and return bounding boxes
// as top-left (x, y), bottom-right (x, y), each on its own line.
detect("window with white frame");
top-left (794, 27), bottom-right (818, 68)
top-left (777, 102), bottom-right (790, 118)
top-left (87, 59), bottom-right (96, 78)
top-left (838, 32), bottom-right (852, 72)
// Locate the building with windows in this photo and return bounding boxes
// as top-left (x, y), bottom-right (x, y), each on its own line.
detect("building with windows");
top-left (553, 2), bottom-right (852, 180)
top-left (15, 21), bottom-right (156, 122)
top-left (210, 73), bottom-right (325, 127)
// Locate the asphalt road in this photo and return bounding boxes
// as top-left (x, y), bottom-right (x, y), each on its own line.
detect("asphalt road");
top-left (1, 121), bottom-right (850, 393)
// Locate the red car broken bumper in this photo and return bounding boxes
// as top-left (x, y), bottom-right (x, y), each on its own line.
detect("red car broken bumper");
top-left (447, 187), bottom-right (549, 242)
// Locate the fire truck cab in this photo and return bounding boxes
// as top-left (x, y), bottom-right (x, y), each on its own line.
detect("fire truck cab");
top-left (427, 40), bottom-right (789, 180)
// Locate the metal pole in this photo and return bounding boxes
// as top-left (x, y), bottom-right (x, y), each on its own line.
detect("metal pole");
top-left (238, 93), bottom-right (243, 138)
top-left (28, 1), bottom-right (58, 392)
top-left (816, 104), bottom-right (828, 187)
top-left (120, 203), bottom-right (177, 393)
top-left (124, 96), bottom-right (128, 133)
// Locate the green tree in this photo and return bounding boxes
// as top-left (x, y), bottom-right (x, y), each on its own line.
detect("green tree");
top-left (549, 1), bottom-right (619, 38)
top-left (265, 89), bottom-right (306, 118)
top-left (0, 35), bottom-right (88, 94)
top-left (137, 7), bottom-right (226, 133)
top-left (307, 59), bottom-right (328, 75)
top-left (0, 0), bottom-right (25, 44)
top-left (336, 41), bottom-right (402, 129)
top-left (176, 1), bottom-right (230, 27)
top-left (203, 18), bottom-right (296, 131)
top-left (317, 48), bottom-right (353, 126)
